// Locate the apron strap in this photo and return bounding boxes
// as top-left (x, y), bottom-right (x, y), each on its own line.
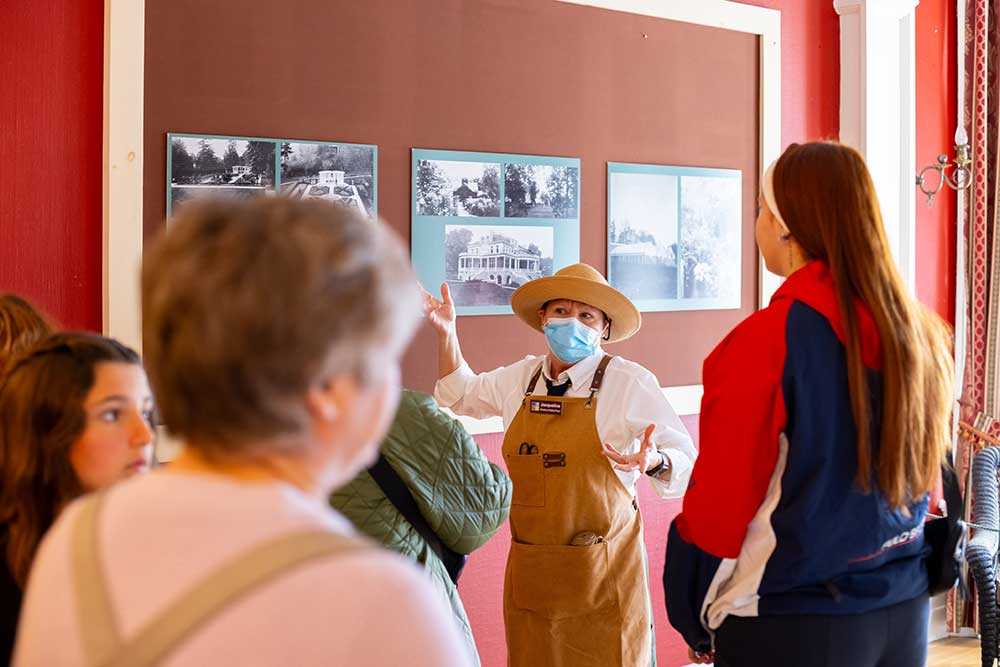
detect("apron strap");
top-left (525, 356), bottom-right (615, 402)
top-left (524, 364), bottom-right (544, 396)
top-left (73, 494), bottom-right (372, 667)
top-left (73, 492), bottom-right (120, 667)
top-left (585, 355), bottom-right (614, 407)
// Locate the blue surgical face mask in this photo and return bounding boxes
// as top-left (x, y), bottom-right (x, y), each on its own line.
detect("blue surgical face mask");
top-left (543, 317), bottom-right (602, 364)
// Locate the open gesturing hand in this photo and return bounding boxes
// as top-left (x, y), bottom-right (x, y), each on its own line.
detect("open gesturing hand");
top-left (421, 282), bottom-right (457, 336)
top-left (601, 424), bottom-right (662, 473)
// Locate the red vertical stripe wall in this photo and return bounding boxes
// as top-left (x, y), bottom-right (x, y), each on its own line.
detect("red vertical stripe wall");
top-left (0, 1), bottom-right (104, 330)
top-left (915, 0), bottom-right (958, 324)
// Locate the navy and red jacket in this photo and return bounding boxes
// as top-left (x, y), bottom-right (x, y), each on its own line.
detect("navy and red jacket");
top-left (664, 261), bottom-right (929, 653)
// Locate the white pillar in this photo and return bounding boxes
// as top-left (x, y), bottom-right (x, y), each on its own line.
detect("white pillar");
top-left (103, 0), bottom-right (145, 351)
top-left (834, 0), bottom-right (918, 290)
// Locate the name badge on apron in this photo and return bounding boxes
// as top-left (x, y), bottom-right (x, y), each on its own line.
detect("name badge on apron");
top-left (529, 399), bottom-right (563, 415)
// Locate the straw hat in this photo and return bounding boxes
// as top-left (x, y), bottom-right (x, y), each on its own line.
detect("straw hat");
top-left (510, 263), bottom-right (641, 343)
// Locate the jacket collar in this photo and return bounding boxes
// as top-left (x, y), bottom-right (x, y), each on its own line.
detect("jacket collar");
top-left (772, 260), bottom-right (883, 370)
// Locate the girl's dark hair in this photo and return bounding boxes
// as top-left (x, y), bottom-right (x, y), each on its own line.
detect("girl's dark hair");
top-left (0, 294), bottom-right (54, 380)
top-left (0, 332), bottom-right (140, 586)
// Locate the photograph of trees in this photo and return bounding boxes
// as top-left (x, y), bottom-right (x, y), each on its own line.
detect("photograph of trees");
top-left (679, 175), bottom-right (740, 302)
top-left (504, 164), bottom-right (578, 218)
top-left (608, 171), bottom-right (679, 302)
top-left (416, 159), bottom-right (500, 217)
top-left (168, 135), bottom-right (276, 216)
top-left (170, 136), bottom-right (275, 187)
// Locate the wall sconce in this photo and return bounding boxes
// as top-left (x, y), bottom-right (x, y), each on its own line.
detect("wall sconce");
top-left (916, 126), bottom-right (973, 205)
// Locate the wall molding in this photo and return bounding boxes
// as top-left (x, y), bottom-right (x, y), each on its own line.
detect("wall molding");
top-left (103, 0), bottom-right (145, 351)
top-left (834, 0), bottom-right (919, 292)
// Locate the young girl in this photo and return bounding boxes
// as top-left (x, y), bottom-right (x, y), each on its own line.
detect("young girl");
top-left (0, 332), bottom-right (154, 663)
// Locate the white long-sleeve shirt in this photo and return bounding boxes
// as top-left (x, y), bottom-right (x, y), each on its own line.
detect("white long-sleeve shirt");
top-left (434, 350), bottom-right (696, 498)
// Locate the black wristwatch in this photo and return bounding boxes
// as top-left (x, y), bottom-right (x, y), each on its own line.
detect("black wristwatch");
top-left (645, 452), bottom-right (671, 478)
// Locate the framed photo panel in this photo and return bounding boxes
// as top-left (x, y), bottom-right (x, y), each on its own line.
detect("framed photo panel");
top-left (412, 149), bottom-right (580, 316)
top-left (607, 162), bottom-right (742, 312)
top-left (167, 133), bottom-right (376, 218)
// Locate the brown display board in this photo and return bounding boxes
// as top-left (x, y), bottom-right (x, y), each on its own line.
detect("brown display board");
top-left (144, 0), bottom-right (759, 392)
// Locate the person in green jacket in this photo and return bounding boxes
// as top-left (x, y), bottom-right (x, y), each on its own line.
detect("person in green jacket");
top-left (331, 389), bottom-right (512, 666)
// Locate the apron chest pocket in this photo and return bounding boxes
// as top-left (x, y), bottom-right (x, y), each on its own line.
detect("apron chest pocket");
top-left (505, 453), bottom-right (545, 507)
top-left (510, 540), bottom-right (613, 619)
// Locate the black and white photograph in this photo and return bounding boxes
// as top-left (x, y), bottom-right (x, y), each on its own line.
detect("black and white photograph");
top-left (416, 159), bottom-right (501, 217)
top-left (444, 224), bottom-right (554, 307)
top-left (504, 164), bottom-right (579, 218)
top-left (169, 135), bottom-right (275, 214)
top-left (608, 171), bottom-right (680, 302)
top-left (280, 141), bottom-right (375, 217)
top-left (678, 174), bottom-right (741, 303)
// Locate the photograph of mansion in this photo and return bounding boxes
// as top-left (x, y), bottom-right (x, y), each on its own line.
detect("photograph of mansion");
top-left (457, 232), bottom-right (543, 287)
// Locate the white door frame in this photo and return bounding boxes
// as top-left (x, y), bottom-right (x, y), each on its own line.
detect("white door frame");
top-left (834, 0), bottom-right (919, 291)
top-left (103, 0), bottom-right (145, 351)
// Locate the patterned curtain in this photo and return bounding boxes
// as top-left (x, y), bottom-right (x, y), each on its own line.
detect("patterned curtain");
top-left (950, 0), bottom-right (1000, 634)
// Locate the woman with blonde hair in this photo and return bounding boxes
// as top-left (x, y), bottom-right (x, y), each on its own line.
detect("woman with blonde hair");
top-left (14, 198), bottom-right (469, 667)
top-left (665, 141), bottom-right (954, 667)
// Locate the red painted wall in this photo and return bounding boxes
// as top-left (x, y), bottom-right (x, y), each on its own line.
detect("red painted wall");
top-left (738, 0), bottom-right (957, 325)
top-left (915, 0), bottom-right (958, 324)
top-left (1, 2), bottom-right (956, 666)
top-left (735, 0), bottom-right (841, 145)
top-left (0, 1), bottom-right (104, 331)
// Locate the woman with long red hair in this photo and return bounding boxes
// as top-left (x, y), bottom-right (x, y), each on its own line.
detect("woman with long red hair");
top-left (665, 141), bottom-right (954, 667)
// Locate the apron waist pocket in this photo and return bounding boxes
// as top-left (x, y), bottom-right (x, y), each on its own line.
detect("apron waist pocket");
top-left (510, 539), bottom-right (614, 619)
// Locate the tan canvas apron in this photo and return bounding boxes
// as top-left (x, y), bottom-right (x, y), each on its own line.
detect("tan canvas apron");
top-left (502, 355), bottom-right (651, 667)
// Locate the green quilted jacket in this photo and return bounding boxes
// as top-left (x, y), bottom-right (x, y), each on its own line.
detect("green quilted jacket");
top-left (330, 390), bottom-right (512, 665)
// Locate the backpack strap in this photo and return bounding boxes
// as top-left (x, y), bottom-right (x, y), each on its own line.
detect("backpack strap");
top-left (73, 493), bottom-right (371, 667)
top-left (73, 493), bottom-right (119, 667)
top-left (368, 453), bottom-right (466, 583)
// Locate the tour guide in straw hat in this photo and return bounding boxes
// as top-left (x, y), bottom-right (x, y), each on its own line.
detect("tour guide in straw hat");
top-left (423, 263), bottom-right (696, 667)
